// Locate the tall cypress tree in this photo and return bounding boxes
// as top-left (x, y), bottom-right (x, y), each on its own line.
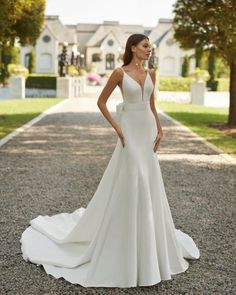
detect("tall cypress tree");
top-left (182, 55), bottom-right (189, 77)
top-left (207, 47), bottom-right (217, 90)
top-left (28, 48), bottom-right (36, 74)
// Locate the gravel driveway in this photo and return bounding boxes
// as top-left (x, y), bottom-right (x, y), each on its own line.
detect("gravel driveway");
top-left (0, 87), bottom-right (235, 295)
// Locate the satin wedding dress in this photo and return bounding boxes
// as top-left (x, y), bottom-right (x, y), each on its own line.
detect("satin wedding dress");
top-left (20, 67), bottom-right (200, 288)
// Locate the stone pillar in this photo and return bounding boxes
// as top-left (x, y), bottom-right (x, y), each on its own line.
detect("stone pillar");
top-left (190, 80), bottom-right (206, 105)
top-left (9, 76), bottom-right (25, 99)
top-left (79, 76), bottom-right (86, 95)
top-left (56, 77), bottom-right (72, 98)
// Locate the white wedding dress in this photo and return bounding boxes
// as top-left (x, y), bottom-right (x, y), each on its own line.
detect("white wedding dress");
top-left (20, 67), bottom-right (200, 288)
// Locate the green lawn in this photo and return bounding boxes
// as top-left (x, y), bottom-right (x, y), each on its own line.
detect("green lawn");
top-left (0, 98), bottom-right (64, 139)
top-left (156, 101), bottom-right (236, 158)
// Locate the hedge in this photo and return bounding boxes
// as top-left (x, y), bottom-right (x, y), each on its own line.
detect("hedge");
top-left (26, 75), bottom-right (57, 89)
top-left (158, 77), bottom-right (229, 92)
top-left (159, 77), bottom-right (191, 91)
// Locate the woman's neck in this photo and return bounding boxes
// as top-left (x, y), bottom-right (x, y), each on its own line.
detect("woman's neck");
top-left (129, 59), bottom-right (144, 70)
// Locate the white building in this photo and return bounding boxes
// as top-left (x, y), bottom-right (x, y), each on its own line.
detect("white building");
top-left (148, 19), bottom-right (195, 76)
top-left (20, 16), bottom-right (195, 76)
top-left (20, 16), bottom-right (77, 74)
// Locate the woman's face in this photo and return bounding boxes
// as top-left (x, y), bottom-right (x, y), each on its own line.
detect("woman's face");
top-left (132, 38), bottom-right (152, 60)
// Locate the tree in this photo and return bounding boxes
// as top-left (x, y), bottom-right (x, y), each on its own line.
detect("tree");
top-left (0, 0), bottom-right (45, 83)
top-left (0, 44), bottom-right (11, 84)
top-left (195, 47), bottom-right (204, 69)
top-left (0, 0), bottom-right (45, 46)
top-left (173, 0), bottom-right (236, 125)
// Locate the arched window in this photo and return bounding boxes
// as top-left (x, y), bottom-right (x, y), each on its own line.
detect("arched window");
top-left (92, 53), bottom-right (101, 62)
top-left (106, 53), bottom-right (115, 70)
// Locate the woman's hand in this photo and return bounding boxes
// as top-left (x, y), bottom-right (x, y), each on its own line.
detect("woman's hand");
top-left (116, 126), bottom-right (125, 147)
top-left (153, 129), bottom-right (163, 152)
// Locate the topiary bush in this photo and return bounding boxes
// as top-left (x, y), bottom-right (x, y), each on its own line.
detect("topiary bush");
top-left (8, 64), bottom-right (29, 78)
top-left (68, 65), bottom-right (79, 76)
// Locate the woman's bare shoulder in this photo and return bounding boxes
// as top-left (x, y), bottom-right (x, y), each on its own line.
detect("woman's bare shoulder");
top-left (110, 67), bottom-right (123, 79)
top-left (113, 67), bottom-right (124, 74)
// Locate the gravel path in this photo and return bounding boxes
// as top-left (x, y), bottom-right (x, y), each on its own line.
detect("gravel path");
top-left (0, 86), bottom-right (235, 295)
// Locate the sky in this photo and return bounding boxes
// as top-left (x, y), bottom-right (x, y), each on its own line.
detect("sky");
top-left (45, 0), bottom-right (177, 27)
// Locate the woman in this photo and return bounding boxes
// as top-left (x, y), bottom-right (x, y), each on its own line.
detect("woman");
top-left (20, 34), bottom-right (200, 288)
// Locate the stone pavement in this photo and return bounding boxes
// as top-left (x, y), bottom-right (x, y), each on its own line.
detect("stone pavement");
top-left (0, 86), bottom-right (235, 294)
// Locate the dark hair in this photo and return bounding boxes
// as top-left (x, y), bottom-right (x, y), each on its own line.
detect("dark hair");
top-left (122, 34), bottom-right (149, 66)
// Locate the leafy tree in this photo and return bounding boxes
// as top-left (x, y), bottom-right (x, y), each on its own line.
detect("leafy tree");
top-left (173, 0), bottom-right (236, 125)
top-left (0, 0), bottom-right (45, 46)
top-left (0, 0), bottom-right (45, 83)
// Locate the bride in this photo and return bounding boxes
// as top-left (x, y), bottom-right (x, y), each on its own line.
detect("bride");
top-left (20, 33), bottom-right (200, 288)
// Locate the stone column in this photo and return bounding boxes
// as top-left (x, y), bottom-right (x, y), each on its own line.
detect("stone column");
top-left (56, 77), bottom-right (72, 98)
top-left (190, 80), bottom-right (206, 105)
top-left (80, 76), bottom-right (86, 95)
top-left (9, 76), bottom-right (25, 99)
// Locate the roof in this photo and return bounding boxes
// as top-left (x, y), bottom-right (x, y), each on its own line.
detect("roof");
top-left (85, 22), bottom-right (145, 47)
top-left (153, 29), bottom-right (171, 45)
top-left (44, 15), bottom-right (77, 44)
top-left (148, 19), bottom-right (173, 46)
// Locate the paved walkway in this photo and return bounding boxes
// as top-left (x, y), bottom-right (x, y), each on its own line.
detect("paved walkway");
top-left (0, 86), bottom-right (235, 294)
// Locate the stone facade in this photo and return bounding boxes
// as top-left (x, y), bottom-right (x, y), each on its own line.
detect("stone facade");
top-left (20, 17), bottom-right (195, 77)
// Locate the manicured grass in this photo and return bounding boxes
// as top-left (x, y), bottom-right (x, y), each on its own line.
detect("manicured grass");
top-left (155, 101), bottom-right (236, 158)
top-left (0, 98), bottom-right (64, 139)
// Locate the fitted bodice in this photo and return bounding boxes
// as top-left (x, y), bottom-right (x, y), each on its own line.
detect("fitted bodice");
top-left (119, 67), bottom-right (154, 103)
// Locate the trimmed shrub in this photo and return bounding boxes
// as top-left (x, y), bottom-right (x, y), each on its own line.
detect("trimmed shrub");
top-left (68, 65), bottom-right (79, 76)
top-left (8, 64), bottom-right (29, 78)
top-left (26, 75), bottom-right (57, 89)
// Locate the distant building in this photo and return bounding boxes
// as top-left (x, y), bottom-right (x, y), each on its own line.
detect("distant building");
top-left (148, 19), bottom-right (195, 76)
top-left (20, 16), bottom-right (77, 74)
top-left (20, 16), bottom-right (195, 76)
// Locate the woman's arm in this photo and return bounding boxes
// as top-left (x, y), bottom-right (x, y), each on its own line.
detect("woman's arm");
top-left (149, 69), bottom-right (163, 134)
top-left (97, 68), bottom-right (122, 132)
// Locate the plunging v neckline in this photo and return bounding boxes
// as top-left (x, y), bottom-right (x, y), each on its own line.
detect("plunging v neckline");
top-left (122, 69), bottom-right (149, 92)
top-left (121, 68), bottom-right (149, 101)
